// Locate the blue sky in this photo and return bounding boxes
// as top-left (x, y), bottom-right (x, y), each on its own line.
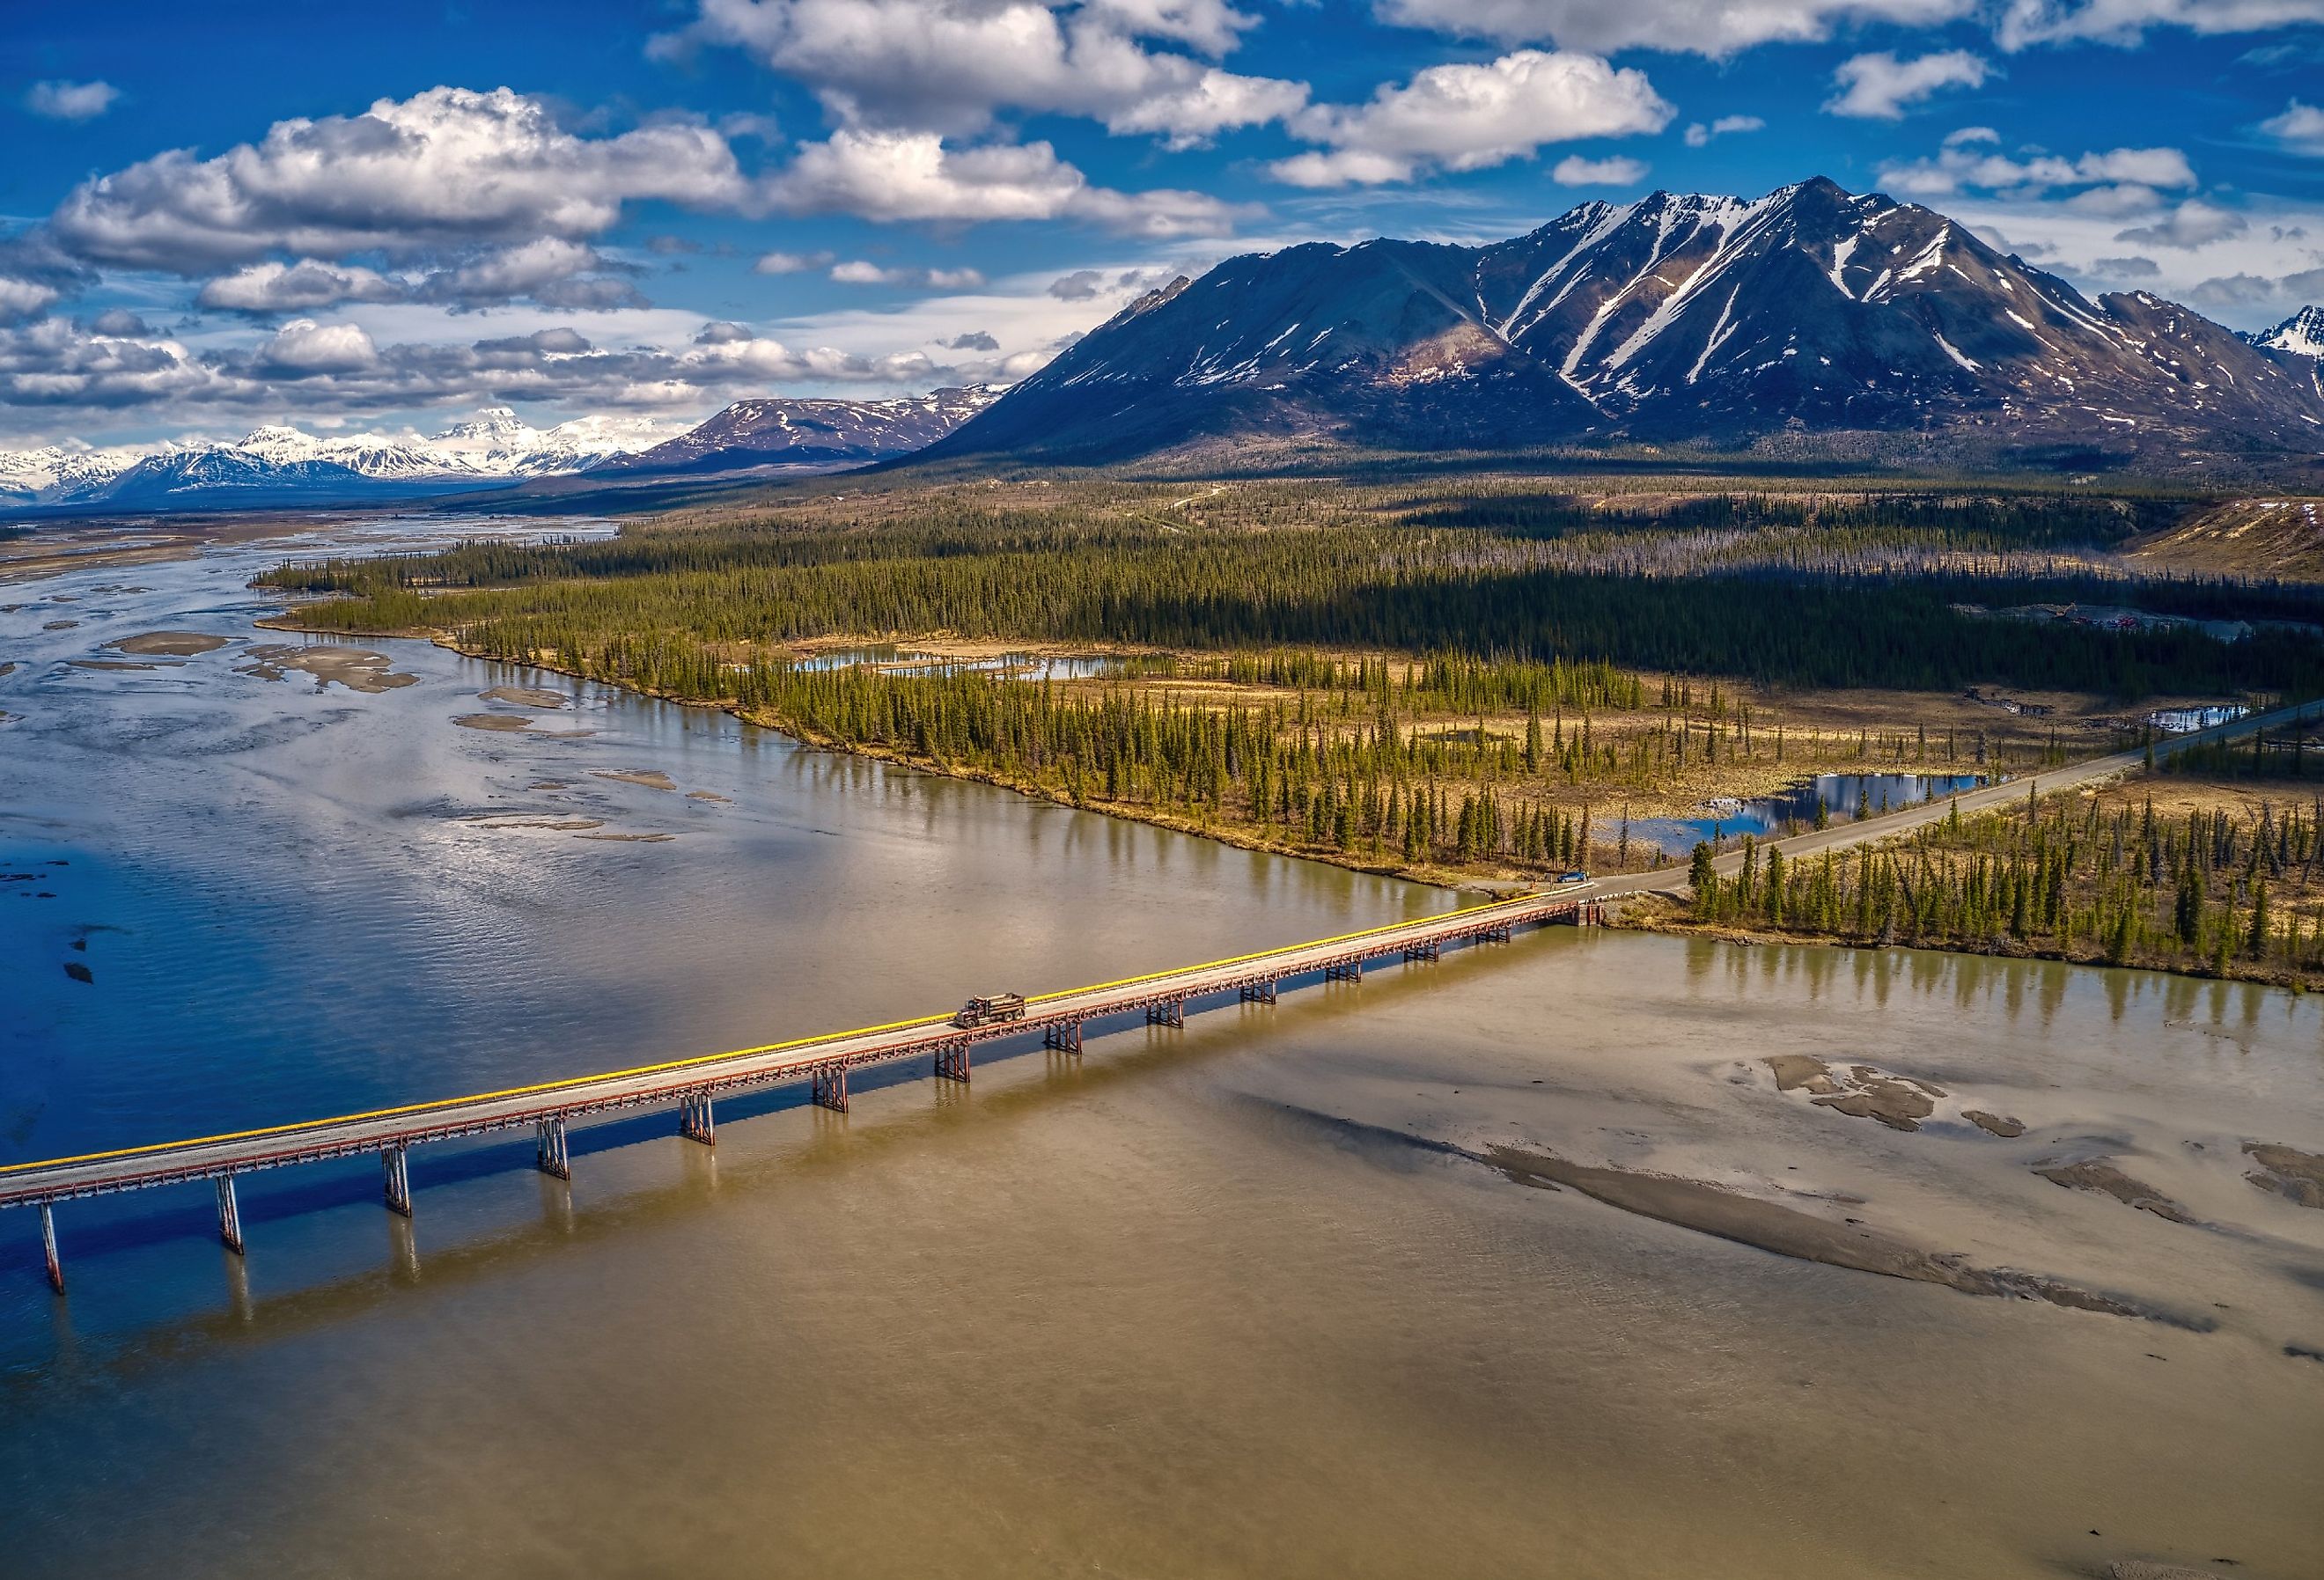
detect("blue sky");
top-left (5, 0), bottom-right (2323, 448)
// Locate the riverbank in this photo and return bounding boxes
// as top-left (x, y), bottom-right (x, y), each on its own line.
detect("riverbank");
top-left (254, 607), bottom-right (2324, 1002)
top-left (260, 600), bottom-right (2198, 895)
top-left (1629, 757), bottom-right (2324, 991)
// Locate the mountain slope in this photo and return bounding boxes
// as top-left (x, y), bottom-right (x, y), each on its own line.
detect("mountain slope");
top-left (600, 386), bottom-right (1004, 474)
top-left (933, 179), bottom-right (2324, 466)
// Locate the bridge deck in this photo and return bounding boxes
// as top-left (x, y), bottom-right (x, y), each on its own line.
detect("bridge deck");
top-left (0, 888), bottom-right (1589, 1210)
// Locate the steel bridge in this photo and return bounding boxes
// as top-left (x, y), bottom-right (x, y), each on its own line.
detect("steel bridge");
top-left (3, 888), bottom-right (1599, 1293)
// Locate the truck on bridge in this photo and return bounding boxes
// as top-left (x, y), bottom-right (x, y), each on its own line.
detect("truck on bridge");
top-left (952, 992), bottom-right (1027, 1029)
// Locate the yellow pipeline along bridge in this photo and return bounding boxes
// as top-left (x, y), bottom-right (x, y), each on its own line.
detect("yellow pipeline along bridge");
top-left (3, 888), bottom-right (1599, 1293)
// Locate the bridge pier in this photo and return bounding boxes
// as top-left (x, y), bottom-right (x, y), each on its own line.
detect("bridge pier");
top-left (1483, 921), bottom-right (1512, 944)
top-left (215, 1176), bottom-right (245, 1256)
top-left (535, 1116), bottom-right (570, 1179)
top-left (1239, 979), bottom-right (1277, 1004)
top-left (1402, 939), bottom-right (1441, 963)
top-left (680, 1091), bottom-right (717, 1146)
top-left (812, 1064), bottom-right (849, 1113)
top-left (1145, 999), bottom-right (1184, 1029)
top-left (933, 1042), bottom-right (972, 1084)
top-left (39, 1202), bottom-right (63, 1296)
top-left (381, 1145), bottom-right (413, 1216)
top-left (1043, 1020), bottom-right (1083, 1054)
top-left (1326, 959), bottom-right (1363, 982)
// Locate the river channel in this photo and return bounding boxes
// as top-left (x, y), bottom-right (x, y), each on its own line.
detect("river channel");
top-left (1, 515), bottom-right (2319, 1577)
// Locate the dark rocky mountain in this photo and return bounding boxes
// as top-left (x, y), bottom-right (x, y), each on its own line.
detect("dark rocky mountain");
top-left (930, 179), bottom-right (2324, 467)
top-left (603, 386), bottom-right (1004, 475)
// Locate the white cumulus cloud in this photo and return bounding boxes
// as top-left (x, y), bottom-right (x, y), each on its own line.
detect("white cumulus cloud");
top-left (2114, 199), bottom-right (2250, 249)
top-left (1683, 114), bottom-right (1764, 146)
top-left (1372, 0), bottom-right (1976, 58)
top-left (26, 80), bottom-right (121, 121)
top-left (1877, 141), bottom-right (2195, 197)
top-left (49, 86), bottom-right (748, 271)
top-left (829, 260), bottom-right (989, 288)
top-left (765, 128), bottom-right (1245, 235)
top-left (1552, 155), bottom-right (1650, 184)
top-left (258, 320), bottom-right (381, 375)
top-left (1826, 51), bottom-right (1989, 120)
top-left (1997, 0), bottom-right (2324, 50)
top-left (754, 249), bottom-right (837, 274)
top-left (1269, 49), bottom-right (1672, 187)
top-left (198, 260), bottom-right (407, 312)
top-left (2261, 99), bottom-right (2324, 155)
top-left (663, 0), bottom-right (1306, 145)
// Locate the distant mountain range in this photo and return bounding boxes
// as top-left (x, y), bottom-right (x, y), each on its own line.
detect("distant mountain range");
top-left (10, 180), bottom-right (2320, 512)
top-left (929, 177), bottom-right (2324, 468)
top-left (0, 388), bottom-right (1004, 514)
top-left (596, 386), bottom-right (1003, 475)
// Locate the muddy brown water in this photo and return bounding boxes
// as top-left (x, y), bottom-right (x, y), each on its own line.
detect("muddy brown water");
top-left (1, 516), bottom-right (2319, 1576)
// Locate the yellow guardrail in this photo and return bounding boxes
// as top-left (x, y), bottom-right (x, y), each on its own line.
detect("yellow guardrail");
top-left (0, 889), bottom-right (1569, 1181)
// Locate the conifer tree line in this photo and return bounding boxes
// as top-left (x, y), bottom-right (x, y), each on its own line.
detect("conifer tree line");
top-left (445, 624), bottom-right (1680, 873)
top-left (1687, 787), bottom-right (2324, 981)
top-left (261, 496), bottom-right (2324, 695)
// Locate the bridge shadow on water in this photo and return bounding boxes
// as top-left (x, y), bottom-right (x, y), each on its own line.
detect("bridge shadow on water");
top-left (16, 951), bottom-right (1514, 1277)
top-left (4, 930), bottom-right (1578, 1375)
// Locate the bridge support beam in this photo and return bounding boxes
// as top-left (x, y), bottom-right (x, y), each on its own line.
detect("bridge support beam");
top-left (1403, 939), bottom-right (1440, 963)
top-left (1239, 979), bottom-right (1277, 1004)
top-left (1145, 999), bottom-right (1184, 1029)
top-left (381, 1145), bottom-right (413, 1217)
top-left (535, 1116), bottom-right (570, 1179)
top-left (680, 1091), bottom-right (716, 1146)
top-left (216, 1175), bottom-right (245, 1256)
top-left (1484, 922), bottom-right (1512, 944)
top-left (1326, 959), bottom-right (1363, 983)
top-left (39, 1202), bottom-right (63, 1296)
top-left (1043, 1020), bottom-right (1082, 1054)
top-left (934, 1042), bottom-right (972, 1084)
top-left (812, 1064), bottom-right (849, 1113)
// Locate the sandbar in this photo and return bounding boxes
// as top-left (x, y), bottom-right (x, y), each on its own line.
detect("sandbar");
top-left (2034, 1160), bottom-right (2195, 1224)
top-left (592, 769), bottom-right (678, 791)
top-left (480, 685), bottom-right (566, 709)
top-left (1766, 1055), bottom-right (1944, 1130)
top-left (236, 643), bottom-right (417, 694)
top-left (1482, 1144), bottom-right (2195, 1325)
top-left (454, 714), bottom-right (533, 732)
top-left (111, 631), bottom-right (229, 657)
top-left (2242, 1142), bottom-right (2324, 1208)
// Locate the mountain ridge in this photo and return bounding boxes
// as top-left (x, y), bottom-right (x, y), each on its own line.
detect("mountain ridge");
top-left (0, 387), bottom-right (1005, 513)
top-left (930, 177), bottom-right (2324, 470)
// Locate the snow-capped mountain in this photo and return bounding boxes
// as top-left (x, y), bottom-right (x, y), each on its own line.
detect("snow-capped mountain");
top-left (0, 445), bottom-right (146, 502)
top-left (933, 178), bottom-right (2324, 465)
top-left (1, 408), bottom-right (684, 510)
top-left (4, 390), bottom-right (1002, 512)
top-left (232, 409), bottom-right (677, 481)
top-left (2254, 305), bottom-right (2324, 359)
top-left (600, 386), bottom-right (1005, 474)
